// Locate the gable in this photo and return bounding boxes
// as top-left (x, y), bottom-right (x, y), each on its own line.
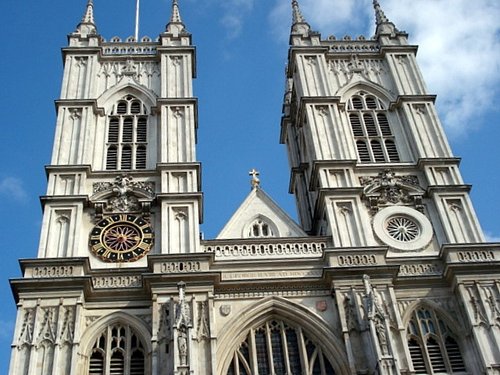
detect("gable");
top-left (216, 187), bottom-right (307, 239)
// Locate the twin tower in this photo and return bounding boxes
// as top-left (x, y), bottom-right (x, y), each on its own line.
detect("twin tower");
top-left (9, 1), bottom-right (499, 375)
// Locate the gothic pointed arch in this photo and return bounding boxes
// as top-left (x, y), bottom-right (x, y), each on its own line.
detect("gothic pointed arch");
top-left (244, 214), bottom-right (280, 238)
top-left (340, 83), bottom-right (405, 164)
top-left (401, 300), bottom-right (467, 374)
top-left (217, 296), bottom-right (350, 375)
top-left (338, 81), bottom-right (396, 104)
top-left (78, 312), bottom-right (152, 375)
top-left (97, 84), bottom-right (157, 171)
top-left (97, 82), bottom-right (157, 111)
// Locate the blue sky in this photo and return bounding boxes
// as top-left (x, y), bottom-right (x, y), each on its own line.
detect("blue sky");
top-left (0, 0), bottom-right (499, 371)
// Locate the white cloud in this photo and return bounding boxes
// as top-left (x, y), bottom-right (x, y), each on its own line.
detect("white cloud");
top-left (384, 0), bottom-right (500, 137)
top-left (218, 0), bottom-right (256, 40)
top-left (0, 177), bottom-right (29, 203)
top-left (269, 0), bottom-right (500, 137)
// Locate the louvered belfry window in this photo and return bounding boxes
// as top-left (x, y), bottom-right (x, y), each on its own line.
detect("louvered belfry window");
top-left (106, 95), bottom-right (148, 170)
top-left (226, 319), bottom-right (336, 375)
top-left (88, 323), bottom-right (146, 375)
top-left (348, 92), bottom-right (400, 163)
top-left (407, 307), bottom-right (466, 374)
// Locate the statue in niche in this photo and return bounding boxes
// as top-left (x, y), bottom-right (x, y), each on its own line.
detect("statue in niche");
top-left (178, 326), bottom-right (188, 366)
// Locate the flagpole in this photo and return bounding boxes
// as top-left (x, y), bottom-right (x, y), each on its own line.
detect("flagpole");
top-left (134, 0), bottom-right (140, 41)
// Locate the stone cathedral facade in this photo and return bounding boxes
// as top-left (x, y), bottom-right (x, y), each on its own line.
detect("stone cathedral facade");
top-left (8, 1), bottom-right (500, 374)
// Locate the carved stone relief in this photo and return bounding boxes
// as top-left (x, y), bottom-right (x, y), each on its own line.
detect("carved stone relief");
top-left (18, 309), bottom-right (35, 346)
top-left (360, 169), bottom-right (424, 214)
top-left (36, 308), bottom-right (57, 347)
top-left (91, 175), bottom-right (155, 216)
top-left (196, 301), bottom-right (210, 341)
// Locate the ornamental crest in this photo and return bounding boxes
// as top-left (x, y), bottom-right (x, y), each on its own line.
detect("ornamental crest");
top-left (91, 175), bottom-right (155, 218)
top-left (360, 170), bottom-right (425, 214)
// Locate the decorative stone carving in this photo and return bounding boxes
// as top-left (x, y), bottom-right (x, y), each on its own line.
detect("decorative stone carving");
top-left (219, 305), bottom-right (231, 317)
top-left (458, 250), bottom-right (495, 262)
top-left (204, 240), bottom-right (325, 259)
top-left (92, 275), bottom-right (142, 289)
top-left (466, 286), bottom-right (488, 327)
top-left (360, 170), bottom-right (424, 213)
top-left (18, 309), bottom-right (35, 346)
top-left (36, 308), bottom-right (57, 346)
top-left (91, 175), bottom-right (154, 216)
top-left (175, 282), bottom-right (191, 371)
top-left (157, 303), bottom-right (172, 343)
top-left (59, 306), bottom-right (75, 344)
top-left (175, 282), bottom-right (192, 328)
top-left (338, 254), bottom-right (377, 267)
top-left (32, 266), bottom-right (75, 278)
top-left (161, 261), bottom-right (201, 273)
top-left (178, 326), bottom-right (188, 365)
top-left (398, 262), bottom-right (443, 277)
top-left (344, 293), bottom-right (358, 332)
top-left (85, 315), bottom-right (99, 328)
top-left (196, 301), bottom-right (210, 341)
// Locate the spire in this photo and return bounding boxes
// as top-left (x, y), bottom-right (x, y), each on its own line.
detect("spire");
top-left (292, 0), bottom-right (305, 24)
top-left (171, 0), bottom-right (183, 23)
top-left (76, 0), bottom-right (97, 35)
top-left (373, 0), bottom-right (389, 25)
top-left (372, 0), bottom-right (397, 36)
top-left (166, 0), bottom-right (186, 35)
top-left (290, 0), bottom-right (310, 36)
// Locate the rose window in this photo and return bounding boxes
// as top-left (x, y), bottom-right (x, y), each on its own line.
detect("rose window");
top-left (385, 216), bottom-right (420, 242)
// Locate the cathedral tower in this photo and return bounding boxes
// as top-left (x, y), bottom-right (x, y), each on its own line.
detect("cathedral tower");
top-left (9, 1), bottom-right (500, 375)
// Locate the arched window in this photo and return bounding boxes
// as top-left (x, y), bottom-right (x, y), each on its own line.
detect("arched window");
top-left (106, 95), bottom-right (149, 170)
top-left (247, 218), bottom-right (275, 238)
top-left (407, 307), bottom-right (466, 374)
top-left (88, 323), bottom-right (146, 375)
top-left (226, 319), bottom-right (336, 375)
top-left (348, 92), bottom-right (400, 163)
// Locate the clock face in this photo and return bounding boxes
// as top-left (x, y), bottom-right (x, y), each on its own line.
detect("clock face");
top-left (89, 214), bottom-right (153, 262)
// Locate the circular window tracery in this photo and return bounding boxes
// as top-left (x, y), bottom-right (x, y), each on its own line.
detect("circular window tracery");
top-left (385, 216), bottom-right (420, 242)
top-left (373, 206), bottom-right (433, 252)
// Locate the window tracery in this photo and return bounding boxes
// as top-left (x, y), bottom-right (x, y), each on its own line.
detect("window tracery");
top-left (106, 95), bottom-right (148, 171)
top-left (226, 319), bottom-right (335, 375)
top-left (247, 218), bottom-right (275, 238)
top-left (88, 323), bottom-right (146, 375)
top-left (348, 92), bottom-right (400, 163)
top-left (407, 307), bottom-right (466, 374)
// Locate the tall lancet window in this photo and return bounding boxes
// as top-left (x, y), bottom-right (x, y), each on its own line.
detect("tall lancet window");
top-left (348, 92), bottom-right (400, 163)
top-left (407, 307), bottom-right (466, 374)
top-left (88, 323), bottom-right (146, 375)
top-left (106, 95), bottom-right (148, 170)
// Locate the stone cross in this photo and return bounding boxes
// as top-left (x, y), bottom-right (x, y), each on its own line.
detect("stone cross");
top-left (249, 169), bottom-right (260, 189)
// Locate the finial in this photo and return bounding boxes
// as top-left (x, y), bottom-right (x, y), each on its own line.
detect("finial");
top-left (372, 0), bottom-right (397, 36)
top-left (76, 0), bottom-right (97, 35)
top-left (249, 169), bottom-right (260, 189)
top-left (290, 0), bottom-right (310, 37)
top-left (171, 0), bottom-right (183, 23)
top-left (166, 0), bottom-right (186, 34)
top-left (292, 0), bottom-right (305, 24)
top-left (373, 0), bottom-right (389, 25)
